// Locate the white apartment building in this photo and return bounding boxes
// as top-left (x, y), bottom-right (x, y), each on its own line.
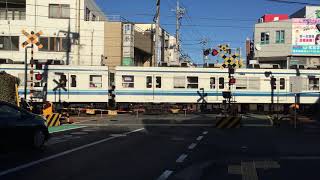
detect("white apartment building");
top-left (0, 0), bottom-right (106, 66)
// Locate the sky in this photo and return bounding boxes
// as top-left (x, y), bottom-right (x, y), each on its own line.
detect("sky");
top-left (95, 0), bottom-right (315, 64)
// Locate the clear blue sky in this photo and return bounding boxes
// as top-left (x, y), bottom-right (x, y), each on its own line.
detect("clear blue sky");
top-left (95, 0), bottom-right (310, 64)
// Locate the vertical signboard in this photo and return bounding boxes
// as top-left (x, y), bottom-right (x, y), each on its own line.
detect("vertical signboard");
top-left (122, 24), bottom-right (134, 66)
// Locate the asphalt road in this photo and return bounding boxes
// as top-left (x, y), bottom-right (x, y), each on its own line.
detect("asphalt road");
top-left (0, 113), bottom-right (320, 180)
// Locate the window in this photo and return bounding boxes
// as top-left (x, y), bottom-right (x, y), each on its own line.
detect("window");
top-left (187, 76), bottom-right (198, 89)
top-left (210, 77), bottom-right (216, 89)
top-left (248, 77), bottom-right (260, 90)
top-left (71, 75), bottom-right (77, 87)
top-left (90, 75), bottom-right (102, 88)
top-left (219, 77), bottom-right (224, 89)
top-left (146, 76), bottom-right (152, 88)
top-left (39, 37), bottom-right (69, 52)
top-left (122, 75), bottom-right (134, 88)
top-left (280, 78), bottom-right (285, 90)
top-left (174, 76), bottom-right (185, 89)
top-left (276, 30), bottom-right (285, 44)
top-left (261, 32), bottom-right (270, 44)
top-left (85, 7), bottom-right (91, 21)
top-left (92, 14), bottom-right (96, 21)
top-left (0, 36), bottom-right (19, 51)
top-left (156, 76), bottom-right (161, 88)
top-left (49, 4), bottom-right (70, 19)
top-left (308, 78), bottom-right (319, 91)
top-left (236, 77), bottom-right (247, 90)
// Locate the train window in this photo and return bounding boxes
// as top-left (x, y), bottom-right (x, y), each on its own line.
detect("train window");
top-left (308, 77), bottom-right (319, 91)
top-left (146, 76), bottom-right (152, 88)
top-left (210, 77), bottom-right (215, 89)
top-left (187, 76), bottom-right (198, 89)
top-left (156, 76), bottom-right (161, 88)
top-left (236, 77), bottom-right (247, 90)
top-left (280, 78), bottom-right (285, 90)
top-left (71, 75), bottom-right (77, 87)
top-left (219, 78), bottom-right (224, 89)
top-left (122, 75), bottom-right (134, 88)
top-left (248, 77), bottom-right (260, 90)
top-left (89, 75), bottom-right (102, 88)
top-left (174, 76), bottom-right (185, 89)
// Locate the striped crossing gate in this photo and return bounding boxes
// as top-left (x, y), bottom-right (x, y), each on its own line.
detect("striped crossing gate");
top-left (45, 113), bottom-right (61, 127)
top-left (216, 116), bottom-right (241, 129)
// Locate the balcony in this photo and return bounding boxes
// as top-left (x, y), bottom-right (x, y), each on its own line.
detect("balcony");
top-left (0, 0), bottom-right (26, 20)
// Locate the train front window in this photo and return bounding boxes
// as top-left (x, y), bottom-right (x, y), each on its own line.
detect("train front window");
top-left (122, 75), bottom-right (134, 88)
top-left (174, 76), bottom-right (185, 89)
top-left (236, 77), bottom-right (247, 90)
top-left (89, 75), bottom-right (102, 88)
top-left (219, 77), bottom-right (224, 89)
top-left (156, 76), bottom-right (161, 88)
top-left (146, 76), bottom-right (152, 88)
top-left (210, 77), bottom-right (216, 89)
top-left (187, 76), bottom-right (198, 89)
top-left (308, 77), bottom-right (319, 91)
top-left (280, 78), bottom-right (285, 90)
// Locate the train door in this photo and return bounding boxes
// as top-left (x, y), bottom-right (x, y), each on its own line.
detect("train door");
top-left (208, 76), bottom-right (219, 102)
top-left (277, 77), bottom-right (287, 106)
top-left (145, 75), bottom-right (154, 102)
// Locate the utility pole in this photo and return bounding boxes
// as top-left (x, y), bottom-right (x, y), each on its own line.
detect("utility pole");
top-left (200, 38), bottom-right (209, 66)
top-left (154, 0), bottom-right (161, 67)
top-left (175, 0), bottom-right (185, 63)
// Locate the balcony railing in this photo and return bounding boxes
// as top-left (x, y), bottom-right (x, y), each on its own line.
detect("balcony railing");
top-left (0, 8), bottom-right (26, 20)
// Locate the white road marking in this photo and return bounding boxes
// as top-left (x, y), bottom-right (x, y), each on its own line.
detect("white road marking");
top-left (188, 143), bottom-right (197, 150)
top-left (196, 136), bottom-right (203, 141)
top-left (176, 154), bottom-right (188, 163)
top-left (0, 128), bottom-right (145, 177)
top-left (157, 170), bottom-right (173, 180)
top-left (202, 131), bottom-right (208, 135)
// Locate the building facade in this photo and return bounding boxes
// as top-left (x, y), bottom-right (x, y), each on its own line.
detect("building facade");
top-left (0, 0), bottom-right (106, 66)
top-left (253, 6), bottom-right (320, 68)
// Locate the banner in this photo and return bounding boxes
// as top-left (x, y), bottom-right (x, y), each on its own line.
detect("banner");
top-left (292, 18), bottom-right (320, 55)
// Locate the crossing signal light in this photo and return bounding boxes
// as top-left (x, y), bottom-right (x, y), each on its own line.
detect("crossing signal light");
top-left (203, 49), bottom-right (210, 56)
top-left (229, 77), bottom-right (236, 85)
top-left (212, 49), bottom-right (219, 56)
top-left (35, 73), bottom-right (43, 81)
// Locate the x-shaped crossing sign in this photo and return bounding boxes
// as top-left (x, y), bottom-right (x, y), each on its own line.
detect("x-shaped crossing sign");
top-left (197, 88), bottom-right (208, 104)
top-left (53, 79), bottom-right (67, 92)
top-left (21, 30), bottom-right (43, 48)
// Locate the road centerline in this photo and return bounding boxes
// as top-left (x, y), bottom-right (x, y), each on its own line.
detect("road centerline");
top-left (188, 143), bottom-right (197, 150)
top-left (196, 136), bottom-right (203, 141)
top-left (157, 170), bottom-right (173, 180)
top-left (176, 154), bottom-right (188, 163)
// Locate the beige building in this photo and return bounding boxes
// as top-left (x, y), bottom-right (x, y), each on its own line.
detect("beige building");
top-left (254, 6), bottom-right (320, 68)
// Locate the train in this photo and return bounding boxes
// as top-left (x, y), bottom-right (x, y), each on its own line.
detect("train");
top-left (0, 64), bottom-right (319, 113)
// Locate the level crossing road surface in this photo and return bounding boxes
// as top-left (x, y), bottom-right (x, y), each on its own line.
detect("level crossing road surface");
top-left (0, 113), bottom-right (320, 180)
